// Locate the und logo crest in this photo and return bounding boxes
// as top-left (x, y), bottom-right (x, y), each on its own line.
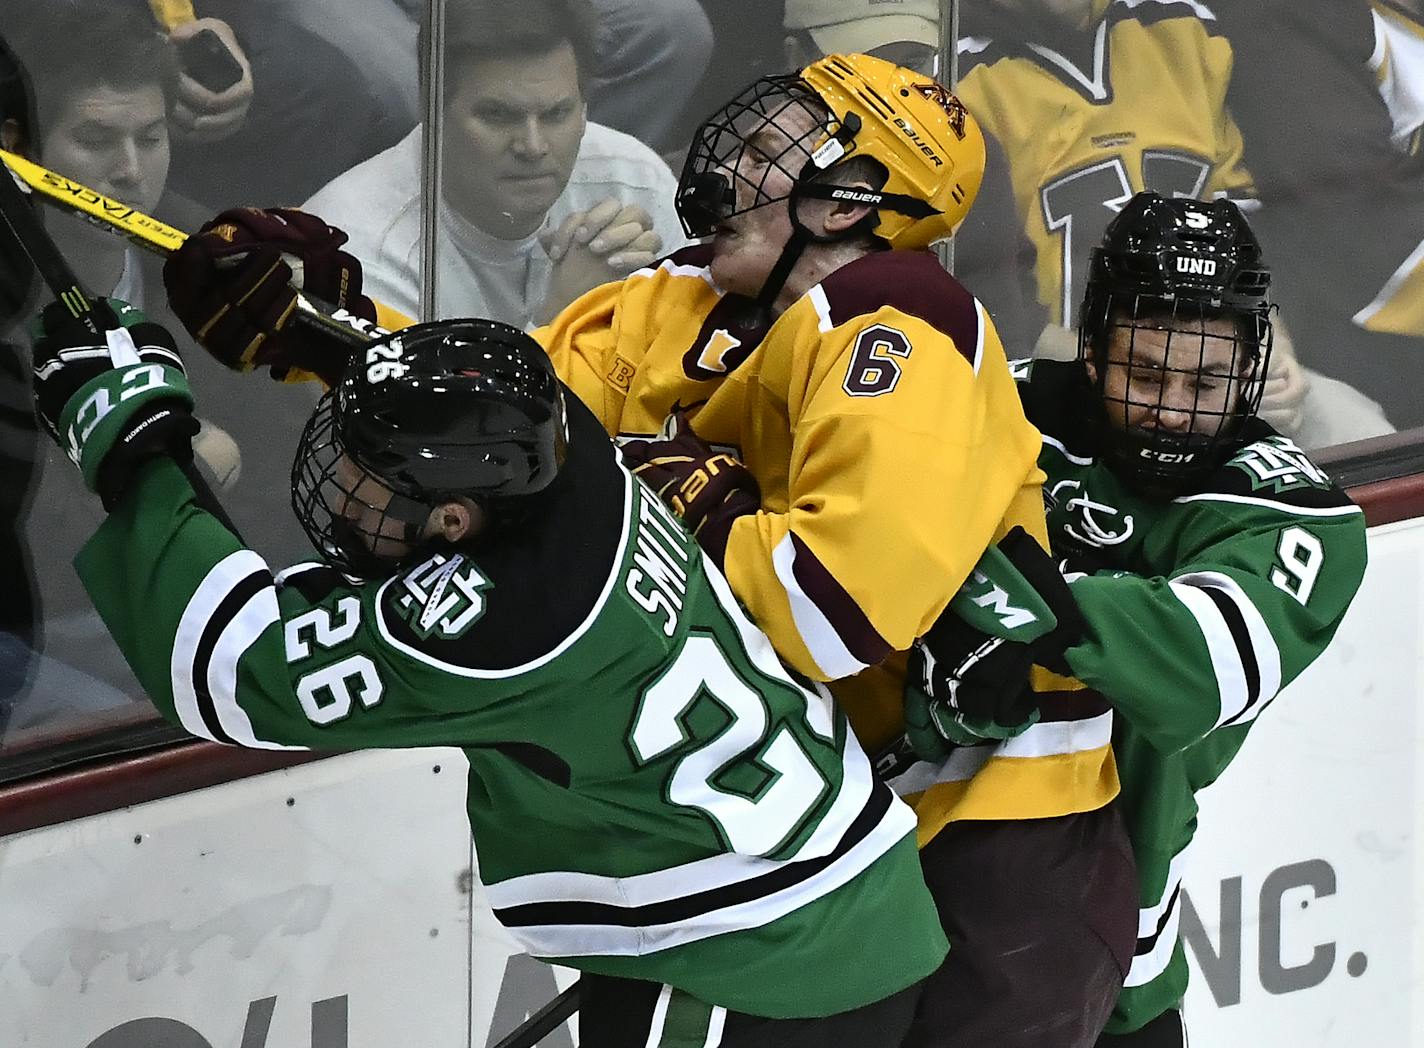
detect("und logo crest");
top-left (395, 553), bottom-right (492, 640)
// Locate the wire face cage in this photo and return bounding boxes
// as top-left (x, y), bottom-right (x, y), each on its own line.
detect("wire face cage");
top-left (1082, 292), bottom-right (1273, 493)
top-left (676, 74), bottom-right (849, 240)
top-left (291, 391), bottom-right (432, 579)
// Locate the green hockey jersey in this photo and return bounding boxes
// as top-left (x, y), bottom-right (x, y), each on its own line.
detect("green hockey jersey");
top-left (1019, 361), bottom-right (1368, 1033)
top-left (73, 395), bottom-right (947, 1019)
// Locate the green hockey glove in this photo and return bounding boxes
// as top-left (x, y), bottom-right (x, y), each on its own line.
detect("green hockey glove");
top-left (32, 299), bottom-right (198, 507)
top-left (903, 527), bottom-right (1084, 760)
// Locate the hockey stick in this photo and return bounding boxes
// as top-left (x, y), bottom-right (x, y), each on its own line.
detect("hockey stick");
top-left (490, 981), bottom-right (581, 1048)
top-left (0, 146), bottom-right (379, 350)
top-left (0, 142), bottom-right (242, 532)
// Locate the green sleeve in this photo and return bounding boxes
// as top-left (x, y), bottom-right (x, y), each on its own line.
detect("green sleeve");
top-left (74, 457), bottom-right (452, 751)
top-left (1064, 498), bottom-right (1367, 754)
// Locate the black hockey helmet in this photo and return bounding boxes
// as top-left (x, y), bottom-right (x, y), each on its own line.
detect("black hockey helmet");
top-left (1077, 192), bottom-right (1274, 495)
top-left (292, 319), bottom-right (569, 577)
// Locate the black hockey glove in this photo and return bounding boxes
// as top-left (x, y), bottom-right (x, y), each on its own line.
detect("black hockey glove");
top-left (904, 527), bottom-right (1085, 759)
top-left (32, 299), bottom-right (198, 509)
top-left (163, 206), bottom-right (376, 385)
top-left (619, 411), bottom-right (760, 569)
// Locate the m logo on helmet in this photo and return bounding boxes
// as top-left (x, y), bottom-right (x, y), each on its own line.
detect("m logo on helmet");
top-left (1176, 256), bottom-right (1217, 276)
top-left (912, 81), bottom-right (968, 141)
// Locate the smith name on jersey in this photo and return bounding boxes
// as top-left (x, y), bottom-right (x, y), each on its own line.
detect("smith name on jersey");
top-left (955, 0), bottom-right (1258, 328)
top-left (74, 393), bottom-right (947, 1019)
top-left (1020, 360), bottom-right (1368, 1032)
top-left (537, 245), bottom-right (1119, 845)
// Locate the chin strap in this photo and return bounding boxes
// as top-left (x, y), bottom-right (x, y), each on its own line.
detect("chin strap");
top-left (751, 225), bottom-right (813, 319)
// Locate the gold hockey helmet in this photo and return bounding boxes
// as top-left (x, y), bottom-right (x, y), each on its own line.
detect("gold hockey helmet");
top-left (676, 53), bottom-right (986, 252)
top-left (799, 53), bottom-right (986, 249)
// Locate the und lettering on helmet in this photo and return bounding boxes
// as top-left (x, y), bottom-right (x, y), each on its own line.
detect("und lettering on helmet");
top-left (291, 320), bottom-right (569, 577)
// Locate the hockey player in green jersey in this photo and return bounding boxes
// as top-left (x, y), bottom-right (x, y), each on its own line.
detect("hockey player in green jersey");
top-left (909, 193), bottom-right (1368, 1048)
top-left (31, 307), bottom-right (949, 1047)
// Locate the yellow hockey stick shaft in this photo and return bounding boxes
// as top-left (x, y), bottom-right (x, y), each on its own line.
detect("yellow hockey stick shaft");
top-left (1, 147), bottom-right (381, 350)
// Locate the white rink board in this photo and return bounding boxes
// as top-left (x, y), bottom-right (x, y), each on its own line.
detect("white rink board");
top-left (1182, 517), bottom-right (1424, 1045)
top-left (2, 521), bottom-right (1421, 1047)
top-left (0, 748), bottom-right (473, 1048)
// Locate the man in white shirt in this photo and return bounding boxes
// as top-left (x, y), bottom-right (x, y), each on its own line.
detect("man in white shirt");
top-left (304, 0), bottom-right (687, 328)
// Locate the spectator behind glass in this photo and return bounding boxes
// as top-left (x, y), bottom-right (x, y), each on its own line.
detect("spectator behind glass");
top-left (781, 0), bottom-right (1049, 362)
top-left (303, 0), bottom-right (687, 328)
top-left (584, 0), bottom-right (713, 153)
top-left (1218, 0), bottom-right (1424, 429)
top-left (153, 0), bottom-right (413, 213)
top-left (1, 3), bottom-right (317, 736)
top-left (0, 6), bottom-right (182, 734)
top-left (951, 0), bottom-right (1395, 448)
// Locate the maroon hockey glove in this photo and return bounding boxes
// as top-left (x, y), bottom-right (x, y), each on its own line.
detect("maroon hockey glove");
top-left (163, 207), bottom-right (376, 385)
top-left (620, 412), bottom-right (760, 569)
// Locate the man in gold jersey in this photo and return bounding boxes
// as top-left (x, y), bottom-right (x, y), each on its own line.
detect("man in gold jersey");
top-left (537, 55), bottom-right (1136, 1047)
top-left (160, 55), bottom-right (1136, 1048)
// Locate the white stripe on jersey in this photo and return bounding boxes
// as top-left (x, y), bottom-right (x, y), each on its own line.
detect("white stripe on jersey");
top-left (701, 556), bottom-right (837, 742)
top-left (209, 585), bottom-right (305, 750)
top-left (486, 730), bottom-right (915, 958)
top-left (971, 299), bottom-right (987, 375)
top-left (1168, 571), bottom-right (1282, 730)
top-left (1353, 231), bottom-right (1424, 328)
top-left (644, 986), bottom-right (673, 1048)
top-left (1040, 433), bottom-right (1096, 466)
top-left (1125, 845), bottom-right (1191, 988)
top-left (171, 550), bottom-right (306, 750)
top-left (489, 723), bottom-right (877, 910)
top-left (809, 285), bottom-right (834, 333)
top-left (1114, 0), bottom-right (1218, 20)
top-left (770, 533), bottom-right (871, 681)
top-left (171, 549), bottom-right (264, 742)
top-left (1171, 492), bottom-right (1363, 518)
top-left (884, 712), bottom-right (1114, 796)
top-left (999, 710), bottom-right (1114, 758)
top-left (632, 257), bottom-right (719, 287)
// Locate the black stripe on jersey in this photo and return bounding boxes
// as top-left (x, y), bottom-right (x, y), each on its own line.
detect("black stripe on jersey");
top-left (277, 564), bottom-right (354, 604)
top-left (1033, 688), bottom-right (1112, 722)
top-left (493, 782), bottom-right (893, 930)
top-left (483, 742), bottom-right (573, 789)
top-left (1105, 0), bottom-right (1223, 33)
top-left (1198, 585), bottom-right (1262, 726)
top-left (190, 568), bottom-right (270, 745)
top-left (788, 532), bottom-right (893, 668)
top-left (1136, 881), bottom-right (1183, 957)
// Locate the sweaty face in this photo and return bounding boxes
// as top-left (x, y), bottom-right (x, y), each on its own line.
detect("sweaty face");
top-left (709, 99), bottom-right (825, 297)
top-left (1094, 312), bottom-right (1246, 439)
top-left (40, 82), bottom-right (170, 214)
top-left (441, 43), bottom-right (587, 240)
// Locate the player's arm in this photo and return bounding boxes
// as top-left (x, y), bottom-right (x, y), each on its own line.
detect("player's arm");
top-left (1064, 493), bottom-right (1367, 753)
top-left (30, 302), bottom-right (454, 752)
top-left (722, 302), bottom-right (1044, 681)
